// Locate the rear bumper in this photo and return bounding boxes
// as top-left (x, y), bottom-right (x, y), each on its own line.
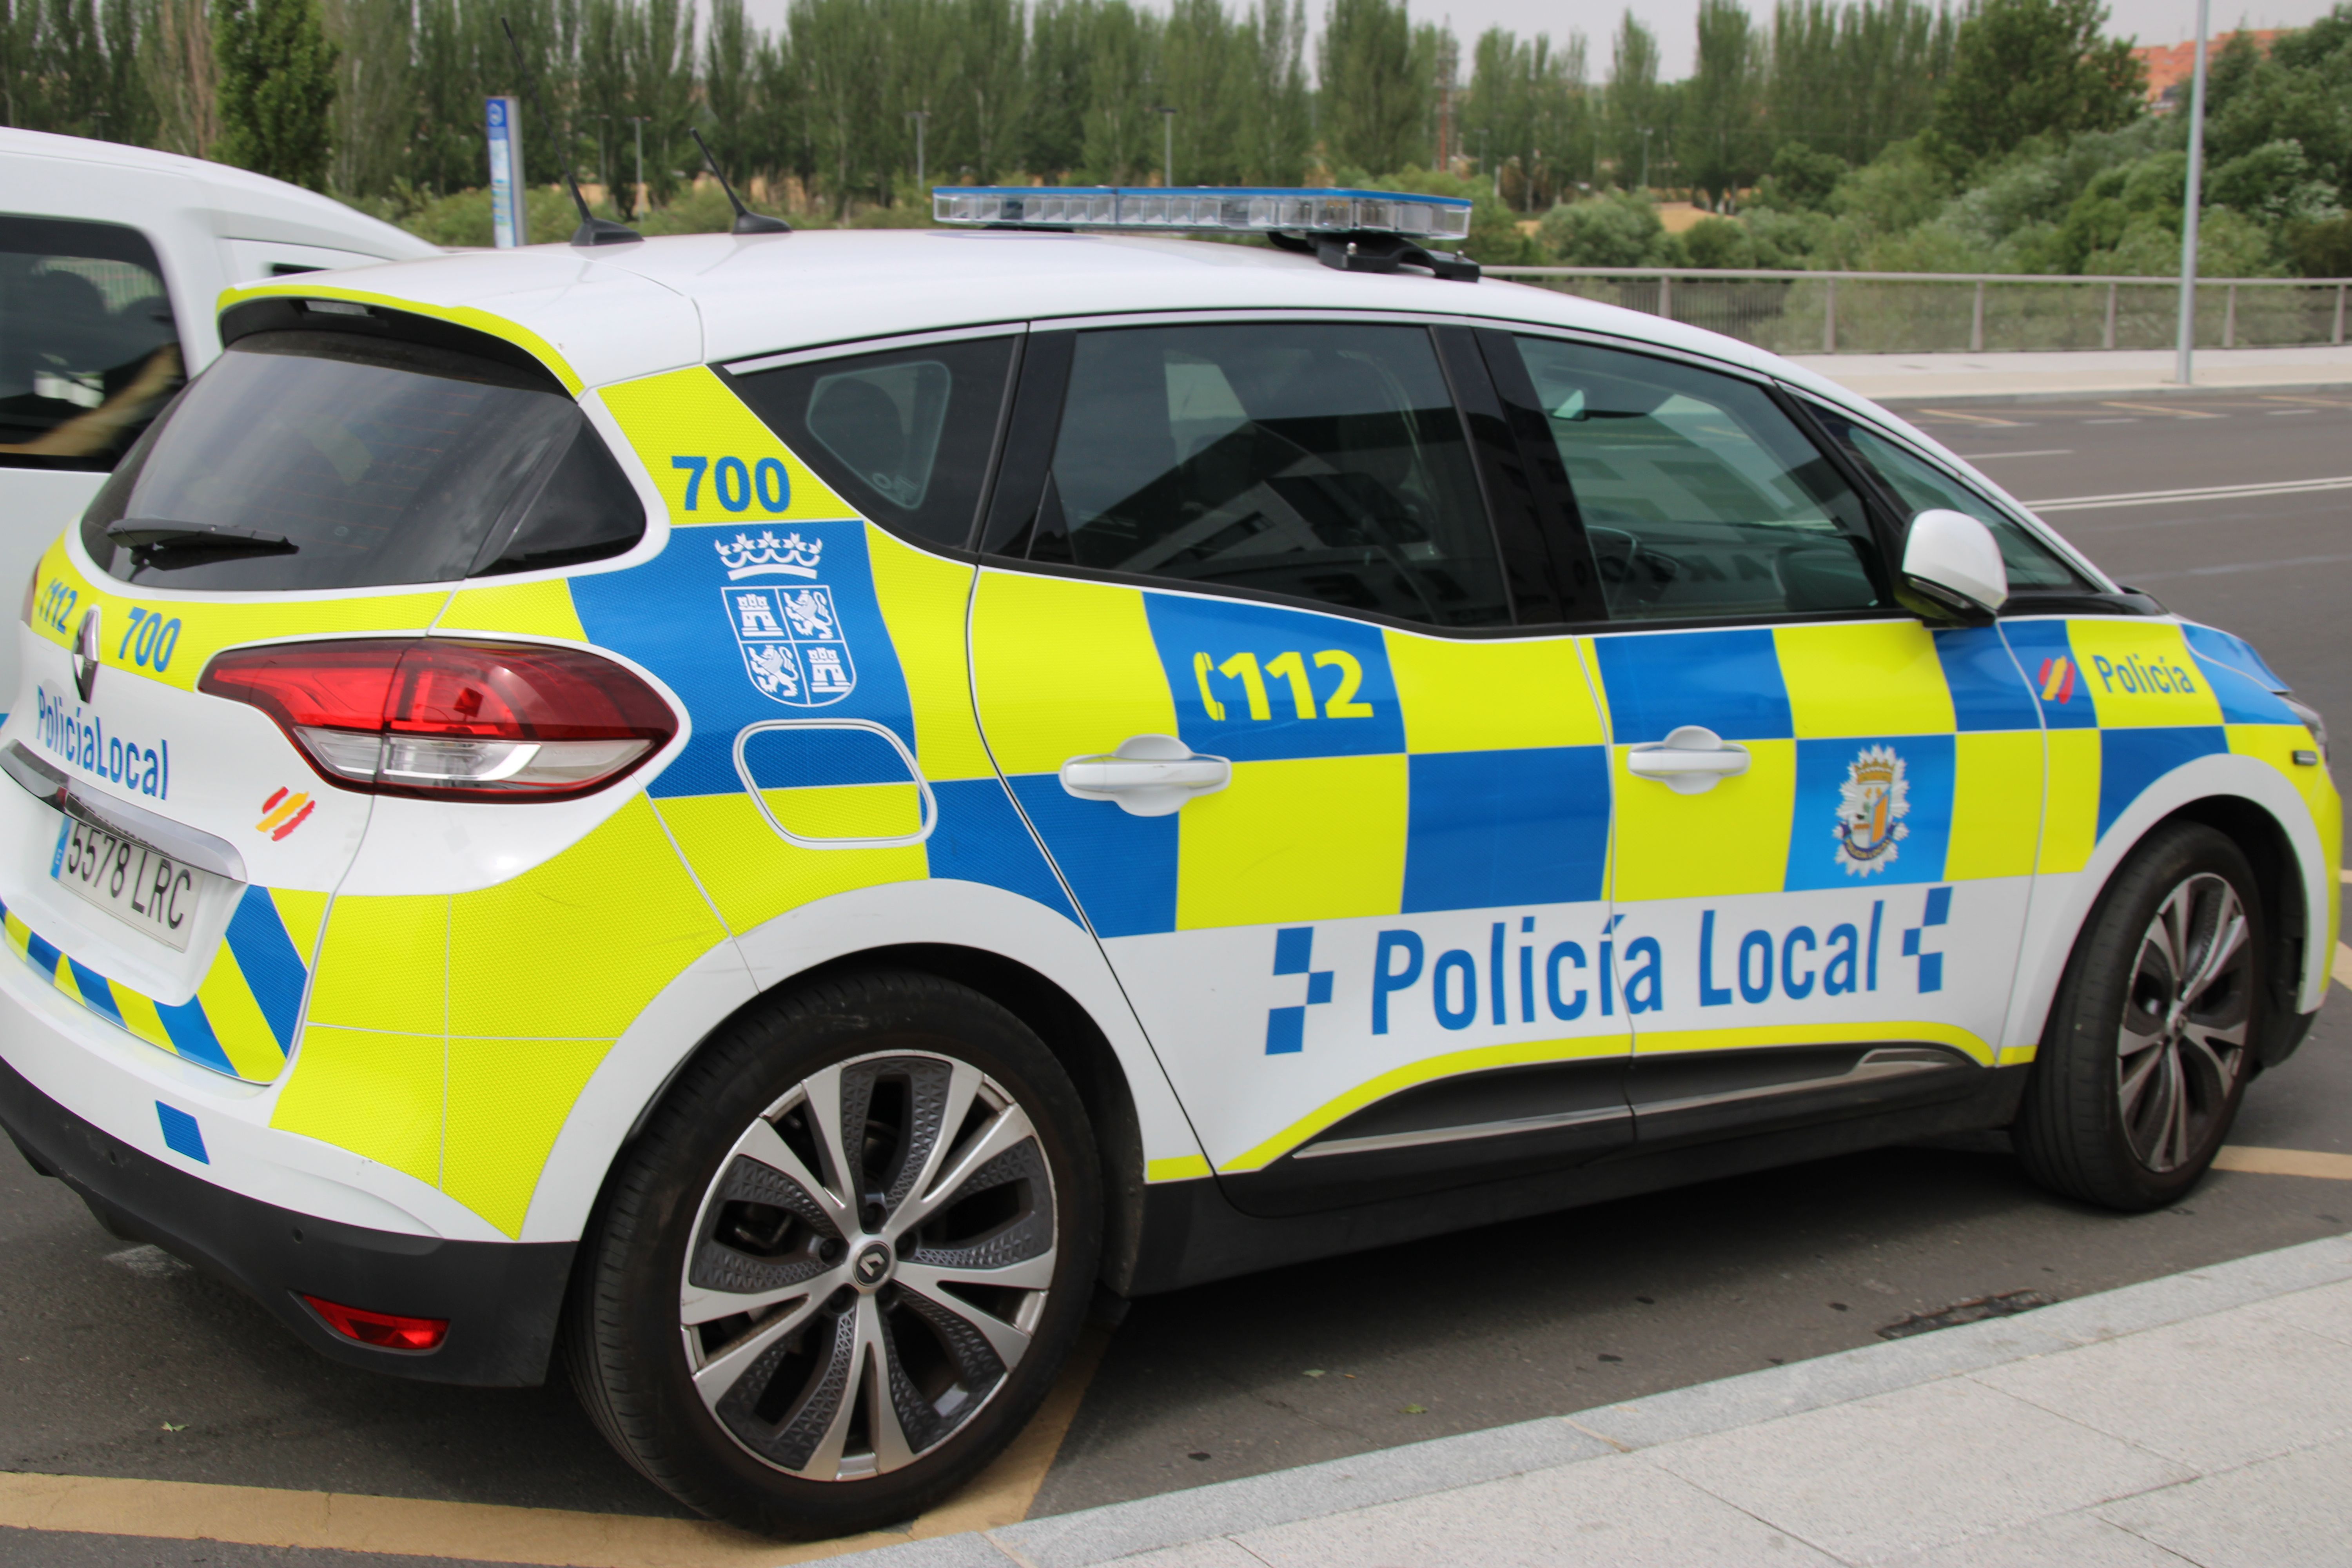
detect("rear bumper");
top-left (0, 1051), bottom-right (573, 1385)
top-left (0, 953), bottom-right (574, 1387)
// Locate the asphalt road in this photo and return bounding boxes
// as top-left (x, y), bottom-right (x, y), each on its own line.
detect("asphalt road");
top-left (4, 384), bottom-right (2350, 1559)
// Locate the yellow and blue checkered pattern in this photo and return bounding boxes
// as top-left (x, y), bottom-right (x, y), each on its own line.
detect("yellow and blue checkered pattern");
top-left (1592, 619), bottom-right (2047, 901)
top-left (2, 882), bottom-right (318, 1082)
top-left (973, 572), bottom-right (1612, 934)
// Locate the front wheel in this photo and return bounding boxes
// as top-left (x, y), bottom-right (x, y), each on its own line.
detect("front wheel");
top-left (565, 971), bottom-right (1101, 1539)
top-left (2017, 822), bottom-right (2263, 1210)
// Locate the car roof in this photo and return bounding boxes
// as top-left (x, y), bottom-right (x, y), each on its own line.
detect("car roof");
top-left (2, 127), bottom-right (437, 260)
top-left (249, 226), bottom-right (1876, 413)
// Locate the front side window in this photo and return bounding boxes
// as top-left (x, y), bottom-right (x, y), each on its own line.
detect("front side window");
top-left (1807, 406), bottom-right (2092, 594)
top-left (0, 216), bottom-right (182, 471)
top-left (82, 330), bottom-right (642, 590)
top-left (1020, 321), bottom-right (1509, 628)
top-left (727, 335), bottom-right (1016, 549)
top-left (1512, 336), bottom-right (1887, 621)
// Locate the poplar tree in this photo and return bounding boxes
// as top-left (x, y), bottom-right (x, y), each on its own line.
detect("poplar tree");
top-left (212, 0), bottom-right (339, 190)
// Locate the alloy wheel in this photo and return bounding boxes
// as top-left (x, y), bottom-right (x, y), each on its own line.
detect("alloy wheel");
top-left (678, 1051), bottom-right (1057, 1481)
top-left (2117, 872), bottom-right (2252, 1172)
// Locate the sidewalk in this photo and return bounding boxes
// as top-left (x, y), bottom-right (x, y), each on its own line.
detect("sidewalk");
top-left (1783, 345), bottom-right (2352, 401)
top-left (851, 1232), bottom-right (2352, 1567)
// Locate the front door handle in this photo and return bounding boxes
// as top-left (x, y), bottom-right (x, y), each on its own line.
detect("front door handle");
top-left (1626, 725), bottom-right (1750, 795)
top-left (1061, 734), bottom-right (1232, 817)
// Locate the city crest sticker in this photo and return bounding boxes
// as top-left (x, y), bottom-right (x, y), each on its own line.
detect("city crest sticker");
top-left (1834, 744), bottom-right (1908, 876)
top-left (716, 532), bottom-right (855, 706)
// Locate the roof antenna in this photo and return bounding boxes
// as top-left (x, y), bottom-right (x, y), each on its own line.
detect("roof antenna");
top-left (690, 128), bottom-right (790, 234)
top-left (500, 17), bottom-right (640, 247)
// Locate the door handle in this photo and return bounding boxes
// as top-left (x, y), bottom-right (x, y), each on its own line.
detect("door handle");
top-left (1626, 725), bottom-right (1750, 795)
top-left (1061, 734), bottom-right (1232, 817)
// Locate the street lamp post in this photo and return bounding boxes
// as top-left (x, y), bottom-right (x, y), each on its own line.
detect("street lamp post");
top-left (907, 109), bottom-right (929, 192)
top-left (2175, 0), bottom-right (2213, 385)
top-left (1639, 126), bottom-right (1654, 192)
top-left (1151, 105), bottom-right (1177, 187)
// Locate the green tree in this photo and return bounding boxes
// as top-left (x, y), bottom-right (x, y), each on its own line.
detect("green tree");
top-left (1604, 11), bottom-right (1664, 188)
top-left (213, 0), bottom-right (339, 190)
top-left (1928, 0), bottom-right (2142, 168)
top-left (320, 0), bottom-right (411, 197)
top-left (1319, 0), bottom-right (1423, 173)
top-left (1680, 0), bottom-right (1762, 208)
top-left (1236, 0), bottom-right (1311, 181)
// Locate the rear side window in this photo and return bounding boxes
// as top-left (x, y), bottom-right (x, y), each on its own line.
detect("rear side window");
top-left (0, 216), bottom-right (182, 472)
top-left (82, 330), bottom-right (642, 590)
top-left (1806, 407), bottom-right (2092, 593)
top-left (1512, 336), bottom-right (1886, 621)
top-left (726, 335), bottom-right (1016, 549)
top-left (1021, 321), bottom-right (1508, 628)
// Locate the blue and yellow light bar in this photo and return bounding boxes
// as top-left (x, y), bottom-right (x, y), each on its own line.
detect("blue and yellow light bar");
top-left (931, 186), bottom-right (1474, 242)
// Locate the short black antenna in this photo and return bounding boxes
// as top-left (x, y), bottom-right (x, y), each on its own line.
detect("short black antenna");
top-left (500, 17), bottom-right (640, 247)
top-left (690, 128), bottom-right (790, 234)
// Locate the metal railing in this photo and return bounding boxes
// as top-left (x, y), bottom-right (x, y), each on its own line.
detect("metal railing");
top-left (1479, 267), bottom-right (2352, 356)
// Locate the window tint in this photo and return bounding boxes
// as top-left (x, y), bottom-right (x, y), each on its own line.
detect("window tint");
top-left (1807, 407), bottom-right (2091, 593)
top-left (82, 330), bottom-right (641, 589)
top-left (0, 216), bottom-right (181, 472)
top-left (1024, 322), bottom-right (1508, 628)
top-left (728, 336), bottom-right (1015, 549)
top-left (1512, 336), bottom-right (1886, 621)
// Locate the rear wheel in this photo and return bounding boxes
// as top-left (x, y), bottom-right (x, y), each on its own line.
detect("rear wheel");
top-left (2017, 822), bottom-right (2261, 1210)
top-left (566, 971), bottom-right (1100, 1539)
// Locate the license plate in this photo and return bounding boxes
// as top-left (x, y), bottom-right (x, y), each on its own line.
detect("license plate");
top-left (51, 817), bottom-right (213, 952)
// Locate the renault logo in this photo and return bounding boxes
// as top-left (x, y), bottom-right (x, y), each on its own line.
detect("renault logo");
top-left (71, 608), bottom-right (101, 702)
top-left (852, 1241), bottom-right (893, 1289)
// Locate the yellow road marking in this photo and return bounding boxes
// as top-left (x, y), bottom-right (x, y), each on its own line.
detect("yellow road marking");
top-left (1917, 407), bottom-right (2024, 426)
top-left (0, 1323), bottom-right (1114, 1566)
top-left (2212, 1146), bottom-right (2352, 1180)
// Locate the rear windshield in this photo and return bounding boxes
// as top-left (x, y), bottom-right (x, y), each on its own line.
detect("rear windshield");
top-left (82, 330), bottom-right (642, 590)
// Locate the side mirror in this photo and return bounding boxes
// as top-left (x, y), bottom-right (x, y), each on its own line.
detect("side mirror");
top-left (1900, 508), bottom-right (2008, 622)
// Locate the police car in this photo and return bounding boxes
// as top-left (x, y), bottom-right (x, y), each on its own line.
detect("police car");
top-left (0, 185), bottom-right (2335, 1539)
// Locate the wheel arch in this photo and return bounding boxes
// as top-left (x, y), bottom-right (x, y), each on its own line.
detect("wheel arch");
top-left (2005, 757), bottom-right (2330, 1072)
top-left (526, 879), bottom-right (1198, 1293)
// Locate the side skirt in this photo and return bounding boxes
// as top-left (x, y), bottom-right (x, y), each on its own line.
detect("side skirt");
top-left (1126, 1064), bottom-right (2029, 1296)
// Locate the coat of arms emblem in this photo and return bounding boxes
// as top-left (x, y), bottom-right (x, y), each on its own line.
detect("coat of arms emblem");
top-left (1833, 744), bottom-right (1908, 875)
top-left (717, 534), bottom-right (855, 706)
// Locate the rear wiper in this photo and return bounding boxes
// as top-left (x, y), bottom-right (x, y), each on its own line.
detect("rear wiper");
top-left (105, 519), bottom-right (296, 560)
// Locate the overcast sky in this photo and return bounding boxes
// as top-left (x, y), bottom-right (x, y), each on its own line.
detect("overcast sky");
top-left (731, 0), bottom-right (2342, 79)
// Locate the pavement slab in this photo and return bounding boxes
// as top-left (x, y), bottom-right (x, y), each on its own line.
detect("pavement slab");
top-left (840, 1232), bottom-right (2352, 1568)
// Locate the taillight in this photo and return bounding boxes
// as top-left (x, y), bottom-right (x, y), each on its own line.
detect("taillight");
top-left (200, 639), bottom-right (675, 802)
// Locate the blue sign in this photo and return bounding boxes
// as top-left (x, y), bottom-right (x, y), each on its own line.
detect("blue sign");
top-left (486, 95), bottom-right (526, 247)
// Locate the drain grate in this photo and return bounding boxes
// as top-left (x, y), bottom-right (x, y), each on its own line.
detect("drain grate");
top-left (1876, 1289), bottom-right (2060, 1340)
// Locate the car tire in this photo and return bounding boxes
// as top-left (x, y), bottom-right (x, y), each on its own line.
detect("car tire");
top-left (2016, 822), bottom-right (2263, 1212)
top-left (564, 969), bottom-right (1101, 1539)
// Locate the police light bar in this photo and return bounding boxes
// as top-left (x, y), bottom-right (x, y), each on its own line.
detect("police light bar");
top-left (931, 186), bottom-right (1474, 243)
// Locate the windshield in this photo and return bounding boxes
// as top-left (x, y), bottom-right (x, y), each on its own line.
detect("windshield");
top-left (82, 330), bottom-right (642, 590)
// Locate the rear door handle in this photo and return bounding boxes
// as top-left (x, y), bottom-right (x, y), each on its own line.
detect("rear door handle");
top-left (1061, 734), bottom-right (1231, 817)
top-left (1626, 725), bottom-right (1750, 795)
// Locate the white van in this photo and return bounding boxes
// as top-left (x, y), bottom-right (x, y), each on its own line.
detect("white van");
top-left (1, 128), bottom-right (438, 705)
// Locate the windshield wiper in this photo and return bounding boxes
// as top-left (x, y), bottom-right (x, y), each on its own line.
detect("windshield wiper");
top-left (105, 519), bottom-right (297, 560)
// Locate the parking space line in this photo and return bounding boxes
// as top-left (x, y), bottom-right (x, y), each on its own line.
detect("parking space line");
top-left (0, 1323), bottom-right (1114, 1566)
top-left (2212, 1146), bottom-right (2352, 1180)
top-left (2101, 400), bottom-right (2223, 418)
top-left (2334, 941), bottom-right (2352, 992)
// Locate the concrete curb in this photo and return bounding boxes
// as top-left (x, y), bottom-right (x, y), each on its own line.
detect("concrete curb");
top-left (840, 1232), bottom-right (2352, 1568)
